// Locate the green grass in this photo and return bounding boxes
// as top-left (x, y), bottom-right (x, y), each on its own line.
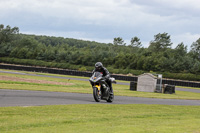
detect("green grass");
top-left (1, 70), bottom-right (200, 133)
top-left (0, 104), bottom-right (200, 133)
top-left (1, 70), bottom-right (200, 100)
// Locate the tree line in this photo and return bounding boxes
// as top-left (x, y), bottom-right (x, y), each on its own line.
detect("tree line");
top-left (1, 24), bottom-right (200, 80)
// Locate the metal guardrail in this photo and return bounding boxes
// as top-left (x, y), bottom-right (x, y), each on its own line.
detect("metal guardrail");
top-left (0, 64), bottom-right (200, 88)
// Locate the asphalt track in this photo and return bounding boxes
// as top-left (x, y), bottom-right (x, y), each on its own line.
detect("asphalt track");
top-left (0, 89), bottom-right (200, 107)
top-left (0, 70), bottom-right (200, 107)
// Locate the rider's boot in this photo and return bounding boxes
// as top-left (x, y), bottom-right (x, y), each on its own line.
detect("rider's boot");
top-left (109, 85), bottom-right (113, 95)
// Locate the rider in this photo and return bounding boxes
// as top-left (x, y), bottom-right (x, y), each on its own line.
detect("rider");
top-left (92, 62), bottom-right (113, 94)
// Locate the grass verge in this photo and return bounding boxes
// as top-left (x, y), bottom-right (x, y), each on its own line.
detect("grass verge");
top-left (0, 104), bottom-right (200, 133)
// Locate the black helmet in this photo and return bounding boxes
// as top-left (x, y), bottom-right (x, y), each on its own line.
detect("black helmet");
top-left (95, 62), bottom-right (103, 70)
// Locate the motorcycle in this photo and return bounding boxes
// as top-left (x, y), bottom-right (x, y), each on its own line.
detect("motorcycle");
top-left (89, 72), bottom-right (116, 102)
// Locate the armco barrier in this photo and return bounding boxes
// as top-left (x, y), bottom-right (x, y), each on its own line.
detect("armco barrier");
top-left (0, 64), bottom-right (200, 88)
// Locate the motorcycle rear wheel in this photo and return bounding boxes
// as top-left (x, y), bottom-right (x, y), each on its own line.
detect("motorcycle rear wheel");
top-left (93, 87), bottom-right (101, 102)
top-left (107, 93), bottom-right (114, 103)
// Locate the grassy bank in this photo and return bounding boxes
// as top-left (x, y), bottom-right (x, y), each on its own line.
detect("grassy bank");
top-left (0, 104), bottom-right (200, 133)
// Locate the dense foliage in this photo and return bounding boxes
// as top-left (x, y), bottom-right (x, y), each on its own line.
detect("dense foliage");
top-left (1, 24), bottom-right (200, 80)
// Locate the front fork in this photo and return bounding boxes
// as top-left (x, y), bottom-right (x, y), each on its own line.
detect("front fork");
top-left (93, 83), bottom-right (101, 95)
top-left (94, 84), bottom-right (101, 91)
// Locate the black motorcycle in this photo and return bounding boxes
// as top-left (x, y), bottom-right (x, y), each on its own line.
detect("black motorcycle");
top-left (89, 72), bottom-right (116, 102)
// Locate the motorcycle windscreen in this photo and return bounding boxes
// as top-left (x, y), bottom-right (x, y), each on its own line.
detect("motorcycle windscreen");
top-left (93, 72), bottom-right (103, 77)
top-left (92, 72), bottom-right (103, 81)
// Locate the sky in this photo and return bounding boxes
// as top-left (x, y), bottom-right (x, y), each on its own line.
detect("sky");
top-left (1, 0), bottom-right (200, 48)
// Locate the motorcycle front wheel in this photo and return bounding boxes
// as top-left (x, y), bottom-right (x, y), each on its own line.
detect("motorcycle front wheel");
top-left (93, 87), bottom-right (101, 102)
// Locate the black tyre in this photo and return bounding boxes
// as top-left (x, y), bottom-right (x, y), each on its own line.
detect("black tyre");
top-left (107, 93), bottom-right (114, 103)
top-left (93, 87), bottom-right (101, 102)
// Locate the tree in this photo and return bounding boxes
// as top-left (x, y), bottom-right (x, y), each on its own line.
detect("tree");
top-left (191, 38), bottom-right (200, 52)
top-left (113, 37), bottom-right (126, 46)
top-left (175, 42), bottom-right (187, 56)
top-left (130, 36), bottom-right (142, 47)
top-left (148, 32), bottom-right (172, 52)
top-left (0, 24), bottom-right (19, 44)
top-left (190, 38), bottom-right (200, 59)
top-left (190, 61), bottom-right (200, 74)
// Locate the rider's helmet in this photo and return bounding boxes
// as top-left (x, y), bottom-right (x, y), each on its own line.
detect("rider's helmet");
top-left (95, 62), bottom-right (103, 70)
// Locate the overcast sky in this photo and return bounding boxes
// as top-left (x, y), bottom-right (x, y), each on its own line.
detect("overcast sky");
top-left (1, 0), bottom-right (200, 48)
